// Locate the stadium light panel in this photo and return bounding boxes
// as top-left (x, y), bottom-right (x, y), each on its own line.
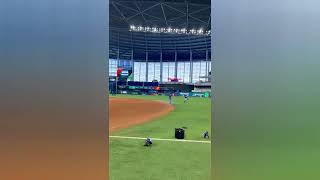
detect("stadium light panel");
top-left (152, 27), bottom-right (157, 32)
top-left (129, 25), bottom-right (210, 36)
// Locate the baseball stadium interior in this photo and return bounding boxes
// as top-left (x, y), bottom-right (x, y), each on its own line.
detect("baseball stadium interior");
top-left (109, 1), bottom-right (211, 179)
top-left (109, 0), bottom-right (211, 97)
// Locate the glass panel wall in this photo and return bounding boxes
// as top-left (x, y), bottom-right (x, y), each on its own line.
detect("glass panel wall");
top-left (154, 63), bottom-right (161, 81)
top-left (184, 62), bottom-right (190, 83)
top-left (162, 62), bottom-right (169, 82)
top-left (168, 62), bottom-right (175, 80)
top-left (147, 62), bottom-right (161, 81)
top-left (192, 61), bottom-right (201, 83)
top-left (116, 60), bottom-right (211, 83)
top-left (133, 62), bottom-right (147, 81)
top-left (177, 62), bottom-right (185, 82)
top-left (147, 62), bottom-right (155, 81)
top-left (109, 59), bottom-right (118, 76)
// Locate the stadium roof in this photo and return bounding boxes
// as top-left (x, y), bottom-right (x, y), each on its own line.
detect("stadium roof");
top-left (110, 0), bottom-right (211, 31)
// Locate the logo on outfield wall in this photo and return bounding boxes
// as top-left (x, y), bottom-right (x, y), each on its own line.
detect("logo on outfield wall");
top-left (178, 92), bottom-right (209, 97)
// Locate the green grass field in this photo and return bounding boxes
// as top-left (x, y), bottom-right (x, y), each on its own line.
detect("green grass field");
top-left (109, 95), bottom-right (211, 180)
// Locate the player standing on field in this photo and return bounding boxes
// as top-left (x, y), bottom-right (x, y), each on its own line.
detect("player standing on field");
top-left (168, 92), bottom-right (173, 104)
top-left (183, 94), bottom-right (189, 103)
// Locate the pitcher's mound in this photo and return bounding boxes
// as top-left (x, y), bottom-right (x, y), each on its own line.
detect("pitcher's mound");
top-left (109, 97), bottom-right (174, 133)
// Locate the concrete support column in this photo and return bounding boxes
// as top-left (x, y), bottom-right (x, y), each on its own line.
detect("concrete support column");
top-left (160, 51), bottom-right (163, 82)
top-left (205, 49), bottom-right (208, 77)
top-left (174, 51), bottom-right (178, 78)
top-left (117, 32), bottom-right (120, 67)
top-left (145, 51), bottom-right (148, 82)
top-left (131, 49), bottom-right (134, 79)
top-left (189, 50), bottom-right (193, 83)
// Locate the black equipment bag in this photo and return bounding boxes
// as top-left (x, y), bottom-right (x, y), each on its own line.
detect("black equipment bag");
top-left (175, 128), bottom-right (185, 139)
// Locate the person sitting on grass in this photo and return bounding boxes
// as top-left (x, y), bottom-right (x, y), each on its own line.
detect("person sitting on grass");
top-left (144, 138), bottom-right (153, 147)
top-left (203, 131), bottom-right (209, 139)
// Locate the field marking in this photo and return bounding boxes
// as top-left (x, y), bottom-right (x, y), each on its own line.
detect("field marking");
top-left (110, 136), bottom-right (211, 144)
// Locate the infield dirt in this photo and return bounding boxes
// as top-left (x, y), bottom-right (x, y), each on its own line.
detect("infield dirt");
top-left (109, 97), bottom-right (174, 133)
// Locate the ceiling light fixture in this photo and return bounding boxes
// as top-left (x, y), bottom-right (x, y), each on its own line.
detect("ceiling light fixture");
top-left (129, 25), bottom-right (211, 36)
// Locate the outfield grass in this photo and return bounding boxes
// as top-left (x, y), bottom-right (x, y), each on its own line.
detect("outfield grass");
top-left (109, 95), bottom-right (211, 180)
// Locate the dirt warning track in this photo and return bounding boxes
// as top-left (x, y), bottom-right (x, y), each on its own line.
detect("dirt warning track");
top-left (109, 97), bottom-right (174, 133)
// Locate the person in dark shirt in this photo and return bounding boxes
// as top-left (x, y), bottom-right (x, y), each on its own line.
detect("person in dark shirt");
top-left (144, 138), bottom-right (153, 146)
top-left (203, 131), bottom-right (209, 138)
top-left (183, 94), bottom-right (189, 103)
top-left (168, 93), bottom-right (173, 104)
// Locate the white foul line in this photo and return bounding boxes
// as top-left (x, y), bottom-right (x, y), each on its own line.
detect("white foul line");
top-left (109, 136), bottom-right (211, 144)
